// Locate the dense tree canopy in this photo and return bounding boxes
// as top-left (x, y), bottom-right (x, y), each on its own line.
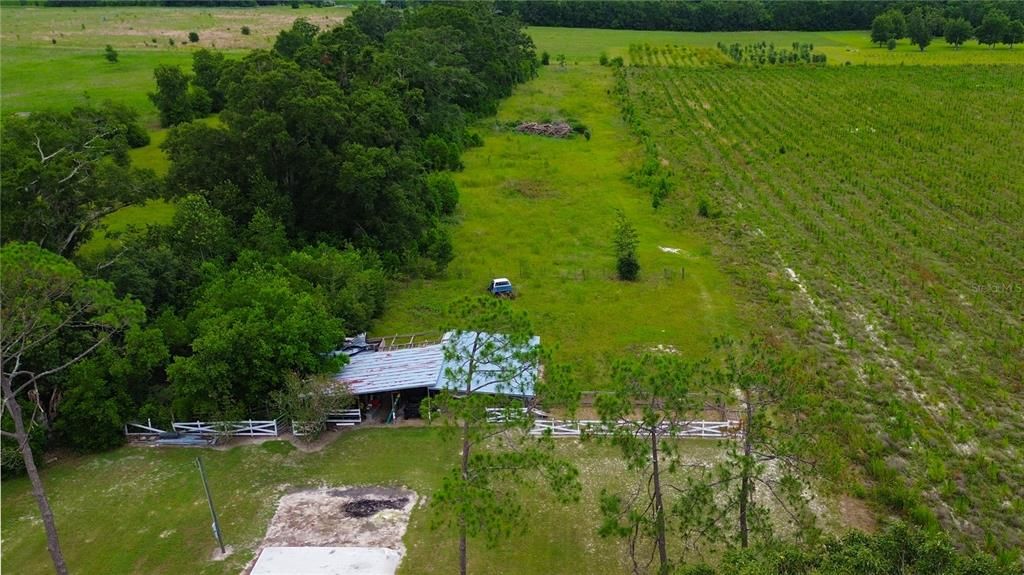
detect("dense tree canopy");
top-left (0, 105), bottom-right (157, 256)
top-left (162, 3), bottom-right (535, 270)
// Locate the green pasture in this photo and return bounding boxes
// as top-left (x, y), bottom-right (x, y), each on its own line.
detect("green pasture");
top-left (0, 5), bottom-right (348, 126)
top-left (372, 63), bottom-right (745, 377)
top-left (1, 427), bottom-right (779, 575)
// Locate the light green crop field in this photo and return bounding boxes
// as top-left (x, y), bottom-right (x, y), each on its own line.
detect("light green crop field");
top-left (623, 63), bottom-right (1024, 550)
top-left (2, 428), bottom-right (827, 575)
top-left (371, 62), bottom-right (745, 378)
top-left (0, 5), bottom-right (349, 126)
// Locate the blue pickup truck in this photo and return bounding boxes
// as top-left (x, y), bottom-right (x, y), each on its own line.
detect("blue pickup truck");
top-left (487, 277), bottom-right (515, 298)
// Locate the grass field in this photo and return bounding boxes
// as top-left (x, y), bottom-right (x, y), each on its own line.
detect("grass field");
top-left (372, 62), bottom-right (745, 377)
top-left (622, 63), bottom-right (1024, 551)
top-left (2, 428), bottom-right (823, 575)
top-left (0, 5), bottom-right (349, 126)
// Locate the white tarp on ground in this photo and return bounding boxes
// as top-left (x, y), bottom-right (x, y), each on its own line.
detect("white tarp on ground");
top-left (250, 547), bottom-right (402, 575)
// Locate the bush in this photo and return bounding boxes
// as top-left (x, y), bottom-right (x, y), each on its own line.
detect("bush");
top-left (291, 0), bottom-right (300, 8)
top-left (887, 38), bottom-right (897, 50)
top-left (617, 253), bottom-right (640, 281)
top-left (599, 52), bottom-right (609, 66)
top-left (188, 31), bottom-right (199, 43)
top-left (541, 51), bottom-right (550, 65)
top-left (104, 44), bottom-right (118, 63)
top-left (610, 56), bottom-right (624, 67)
top-left (241, 25), bottom-right (251, 35)
top-left (697, 195), bottom-right (721, 218)
top-left (426, 172), bottom-right (459, 216)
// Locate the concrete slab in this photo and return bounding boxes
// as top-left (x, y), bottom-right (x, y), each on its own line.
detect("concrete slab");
top-left (250, 547), bottom-right (402, 575)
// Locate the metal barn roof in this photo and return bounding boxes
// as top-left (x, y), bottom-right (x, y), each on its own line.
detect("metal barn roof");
top-left (336, 344), bottom-right (446, 395)
top-left (335, 331), bottom-right (539, 397)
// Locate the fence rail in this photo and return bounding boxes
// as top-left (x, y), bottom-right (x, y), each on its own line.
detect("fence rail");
top-left (171, 418), bottom-right (283, 437)
top-left (124, 419), bottom-right (168, 437)
top-left (486, 409), bottom-right (739, 439)
top-left (293, 409), bottom-right (363, 436)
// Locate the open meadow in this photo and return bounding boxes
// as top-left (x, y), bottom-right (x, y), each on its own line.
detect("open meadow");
top-left (0, 4), bottom-right (349, 126)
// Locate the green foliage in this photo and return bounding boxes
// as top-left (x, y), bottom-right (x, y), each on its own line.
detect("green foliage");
top-left (612, 209), bottom-right (639, 281)
top-left (54, 326), bottom-right (168, 452)
top-left (273, 374), bottom-right (352, 439)
top-left (1, 242), bottom-right (145, 463)
top-left (871, 10), bottom-right (906, 46)
top-left (187, 31), bottom-right (199, 43)
top-left (541, 50), bottom-right (549, 65)
top-left (977, 10), bottom-right (1010, 47)
top-left (944, 18), bottom-right (974, 49)
top-left (908, 8), bottom-right (932, 52)
top-left (148, 64), bottom-right (195, 127)
top-left (103, 43), bottom-right (117, 62)
top-left (166, 260), bottom-right (345, 418)
top-left (190, 49), bottom-right (226, 112)
top-left (0, 104), bottom-right (158, 256)
top-left (241, 25), bottom-right (251, 36)
top-left (1004, 20), bottom-right (1024, 47)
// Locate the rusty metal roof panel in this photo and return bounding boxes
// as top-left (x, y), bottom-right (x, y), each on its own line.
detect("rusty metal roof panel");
top-left (336, 344), bottom-right (446, 395)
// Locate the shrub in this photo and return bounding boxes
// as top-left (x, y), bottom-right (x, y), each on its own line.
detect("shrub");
top-left (291, 0), bottom-right (300, 8)
top-left (599, 52), bottom-right (609, 66)
top-left (188, 31), bottom-right (199, 43)
top-left (697, 195), bottom-right (721, 218)
top-left (104, 44), bottom-right (118, 63)
top-left (887, 38), bottom-right (897, 50)
top-left (617, 253), bottom-right (640, 281)
top-left (541, 51), bottom-right (550, 65)
top-left (241, 25), bottom-right (251, 36)
top-left (610, 56), bottom-right (624, 67)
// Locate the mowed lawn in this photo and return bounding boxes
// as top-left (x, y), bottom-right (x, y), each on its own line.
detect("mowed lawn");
top-left (0, 427), bottom-right (746, 575)
top-left (371, 63), bottom-right (745, 378)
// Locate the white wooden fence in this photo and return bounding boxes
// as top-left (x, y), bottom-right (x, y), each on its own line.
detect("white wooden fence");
top-left (486, 409), bottom-right (740, 439)
top-left (293, 409), bottom-right (363, 436)
top-left (171, 418), bottom-right (284, 437)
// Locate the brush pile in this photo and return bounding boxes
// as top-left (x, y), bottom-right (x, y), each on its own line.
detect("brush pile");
top-left (515, 121), bottom-right (573, 138)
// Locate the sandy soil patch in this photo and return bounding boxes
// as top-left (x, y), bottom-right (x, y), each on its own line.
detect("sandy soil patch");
top-left (260, 486), bottom-right (417, 550)
top-left (245, 486), bottom-right (418, 574)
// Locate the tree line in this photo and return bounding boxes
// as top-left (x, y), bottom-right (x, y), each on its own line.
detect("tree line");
top-left (872, 5), bottom-right (1024, 51)
top-left (495, 1), bottom-right (1024, 33)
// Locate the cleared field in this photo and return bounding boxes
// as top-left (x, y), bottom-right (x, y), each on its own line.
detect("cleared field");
top-left (0, 5), bottom-right (348, 125)
top-left (371, 63), bottom-right (745, 378)
top-left (623, 64), bottom-right (1024, 551)
top-left (1, 428), bottom-right (797, 575)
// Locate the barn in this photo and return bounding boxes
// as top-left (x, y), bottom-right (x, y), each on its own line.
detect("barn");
top-left (335, 331), bottom-right (540, 422)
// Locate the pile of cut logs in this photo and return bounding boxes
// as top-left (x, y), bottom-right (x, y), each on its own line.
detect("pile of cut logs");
top-left (515, 121), bottom-right (572, 138)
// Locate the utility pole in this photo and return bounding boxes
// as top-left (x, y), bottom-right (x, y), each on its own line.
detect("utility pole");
top-left (196, 457), bottom-right (225, 554)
